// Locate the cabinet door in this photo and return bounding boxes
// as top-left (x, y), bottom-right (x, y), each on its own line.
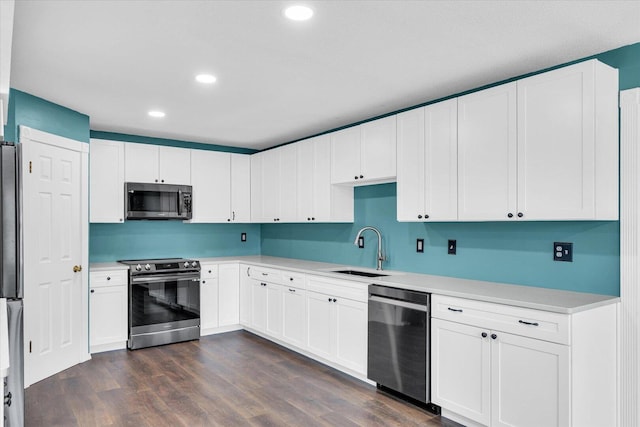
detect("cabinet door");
top-left (331, 126), bottom-right (361, 184)
top-left (251, 281), bottom-right (268, 332)
top-left (261, 149), bottom-right (281, 222)
top-left (278, 144), bottom-right (298, 222)
top-left (334, 298), bottom-right (367, 375)
top-left (458, 83), bottom-right (517, 221)
top-left (396, 108), bottom-right (426, 221)
top-left (250, 153), bottom-right (265, 222)
top-left (89, 285), bottom-right (127, 348)
top-left (90, 139), bottom-right (124, 223)
top-left (230, 154), bottom-right (251, 222)
top-left (239, 265), bottom-right (252, 326)
top-left (431, 318), bottom-right (491, 426)
top-left (158, 146), bottom-right (191, 185)
top-left (266, 283), bottom-right (284, 338)
top-left (200, 276), bottom-right (219, 330)
top-left (491, 332), bottom-right (570, 427)
top-left (190, 150), bottom-right (231, 222)
top-left (218, 264), bottom-right (240, 326)
top-left (517, 62), bottom-right (596, 220)
top-left (360, 115), bottom-right (397, 182)
top-left (425, 99), bottom-right (458, 221)
top-left (296, 138), bottom-right (314, 221)
top-left (124, 142), bottom-right (159, 183)
top-left (282, 287), bottom-right (307, 348)
top-left (306, 291), bottom-right (334, 360)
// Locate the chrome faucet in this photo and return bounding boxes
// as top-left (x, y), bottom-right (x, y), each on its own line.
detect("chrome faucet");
top-left (354, 226), bottom-right (385, 270)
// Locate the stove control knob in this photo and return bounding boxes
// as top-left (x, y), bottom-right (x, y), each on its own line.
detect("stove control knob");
top-left (184, 261), bottom-right (190, 268)
top-left (135, 264), bottom-right (142, 271)
top-left (144, 264), bottom-right (151, 271)
top-left (191, 261), bottom-right (198, 268)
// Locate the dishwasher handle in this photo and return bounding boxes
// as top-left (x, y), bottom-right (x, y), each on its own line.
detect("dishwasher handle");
top-left (369, 295), bottom-right (428, 312)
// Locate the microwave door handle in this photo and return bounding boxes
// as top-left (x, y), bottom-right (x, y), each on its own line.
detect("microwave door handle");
top-left (178, 190), bottom-right (183, 216)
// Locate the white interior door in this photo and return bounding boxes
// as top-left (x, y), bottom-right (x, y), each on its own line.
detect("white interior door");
top-left (21, 127), bottom-right (88, 386)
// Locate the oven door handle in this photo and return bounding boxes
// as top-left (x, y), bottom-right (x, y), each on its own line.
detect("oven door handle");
top-left (131, 274), bottom-right (201, 284)
top-left (368, 295), bottom-right (427, 312)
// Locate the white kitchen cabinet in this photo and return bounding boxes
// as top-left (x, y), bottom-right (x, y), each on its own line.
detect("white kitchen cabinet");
top-left (218, 263), bottom-right (240, 326)
top-left (458, 82), bottom-right (517, 221)
top-left (282, 286), bottom-right (307, 349)
top-left (89, 139), bottom-right (125, 223)
top-left (89, 269), bottom-right (128, 353)
top-left (200, 264), bottom-right (219, 333)
top-left (296, 135), bottom-right (353, 223)
top-left (458, 60), bottom-right (618, 221)
top-left (251, 144), bottom-right (297, 223)
top-left (305, 275), bottom-right (368, 375)
top-left (239, 264), bottom-right (252, 327)
top-left (190, 151), bottom-right (251, 223)
top-left (331, 115), bottom-right (397, 185)
top-left (124, 142), bottom-right (191, 184)
top-left (397, 99), bottom-right (458, 222)
top-left (516, 59), bottom-right (618, 220)
top-left (250, 280), bottom-right (268, 332)
top-left (431, 294), bottom-right (616, 427)
top-left (266, 283), bottom-right (284, 338)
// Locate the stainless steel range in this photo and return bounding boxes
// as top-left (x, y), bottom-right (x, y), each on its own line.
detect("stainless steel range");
top-left (118, 258), bottom-right (201, 350)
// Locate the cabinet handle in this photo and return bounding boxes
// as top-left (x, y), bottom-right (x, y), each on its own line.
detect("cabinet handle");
top-left (447, 307), bottom-right (463, 313)
top-left (262, 272), bottom-right (268, 276)
top-left (418, 215), bottom-right (422, 219)
top-left (90, 289), bottom-right (95, 293)
top-left (232, 211), bottom-right (236, 221)
top-left (517, 212), bottom-right (524, 218)
top-left (246, 267), bottom-right (250, 276)
top-left (491, 333), bottom-right (497, 340)
top-left (481, 332), bottom-right (487, 338)
top-left (518, 320), bottom-right (539, 326)
top-left (261, 282), bottom-right (267, 287)
top-left (507, 213), bottom-right (514, 218)
top-left (289, 289), bottom-right (296, 293)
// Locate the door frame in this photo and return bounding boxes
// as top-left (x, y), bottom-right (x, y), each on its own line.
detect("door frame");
top-left (20, 126), bottom-right (90, 387)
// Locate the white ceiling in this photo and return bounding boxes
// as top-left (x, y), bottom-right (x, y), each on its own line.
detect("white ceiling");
top-left (9, 0), bottom-right (640, 150)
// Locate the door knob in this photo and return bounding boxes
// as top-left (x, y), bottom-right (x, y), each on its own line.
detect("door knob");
top-left (73, 265), bottom-right (82, 273)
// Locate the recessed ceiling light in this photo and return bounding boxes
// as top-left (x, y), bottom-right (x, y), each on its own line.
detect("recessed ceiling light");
top-left (148, 111), bottom-right (165, 118)
top-left (196, 74), bottom-right (217, 84)
top-left (284, 5), bottom-right (314, 21)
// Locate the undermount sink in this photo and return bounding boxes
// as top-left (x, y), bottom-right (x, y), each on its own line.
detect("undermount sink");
top-left (332, 269), bottom-right (388, 278)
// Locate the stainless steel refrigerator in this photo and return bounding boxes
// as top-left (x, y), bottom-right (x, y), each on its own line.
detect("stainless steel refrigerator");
top-left (1, 142), bottom-right (24, 427)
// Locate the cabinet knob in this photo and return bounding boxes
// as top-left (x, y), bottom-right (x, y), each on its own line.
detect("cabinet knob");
top-left (106, 276), bottom-right (111, 281)
top-left (418, 215), bottom-right (422, 219)
top-left (517, 212), bottom-right (524, 218)
top-left (119, 218), bottom-right (123, 222)
top-left (227, 219), bottom-right (231, 222)
top-left (90, 289), bottom-right (95, 293)
top-left (354, 176), bottom-right (359, 180)
top-left (507, 213), bottom-right (514, 218)
top-left (289, 277), bottom-right (294, 281)
top-left (481, 332), bottom-right (487, 338)
top-left (307, 217), bottom-right (311, 221)
top-left (333, 298), bottom-right (337, 302)
top-left (491, 333), bottom-right (497, 340)
top-left (328, 297), bottom-right (331, 302)
top-left (425, 214), bottom-right (429, 219)
top-left (202, 280), bottom-right (206, 284)
top-left (155, 179), bottom-right (158, 183)
top-left (359, 175), bottom-right (363, 179)
top-left (161, 179), bottom-right (165, 183)
top-left (311, 217), bottom-right (315, 220)
top-left (208, 270), bottom-right (212, 274)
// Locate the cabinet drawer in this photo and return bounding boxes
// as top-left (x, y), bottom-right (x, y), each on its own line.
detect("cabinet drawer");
top-left (281, 271), bottom-right (306, 289)
top-left (200, 264), bottom-right (219, 279)
top-left (307, 275), bottom-right (367, 302)
top-left (90, 270), bottom-right (128, 288)
top-left (431, 294), bottom-right (570, 345)
top-left (248, 266), bottom-right (283, 284)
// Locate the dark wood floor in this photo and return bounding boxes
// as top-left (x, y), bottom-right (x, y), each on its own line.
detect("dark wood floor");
top-left (26, 331), bottom-right (449, 426)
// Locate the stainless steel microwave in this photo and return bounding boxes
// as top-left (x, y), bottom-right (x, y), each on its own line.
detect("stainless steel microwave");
top-left (125, 182), bottom-right (192, 220)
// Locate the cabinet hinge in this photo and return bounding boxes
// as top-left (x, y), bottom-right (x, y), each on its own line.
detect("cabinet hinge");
top-left (29, 161), bottom-right (32, 174)
top-left (29, 340), bottom-right (32, 353)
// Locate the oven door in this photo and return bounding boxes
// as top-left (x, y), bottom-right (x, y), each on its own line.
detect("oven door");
top-left (129, 272), bottom-right (201, 338)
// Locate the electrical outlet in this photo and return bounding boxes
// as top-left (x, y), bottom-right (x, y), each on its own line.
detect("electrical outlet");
top-left (241, 232), bottom-right (247, 242)
top-left (554, 242), bottom-right (573, 262)
top-left (448, 240), bottom-right (456, 255)
top-left (416, 238), bottom-right (424, 253)
top-left (358, 236), bottom-right (365, 248)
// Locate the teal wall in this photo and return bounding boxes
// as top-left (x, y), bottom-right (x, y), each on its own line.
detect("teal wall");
top-left (262, 184), bottom-right (620, 295)
top-left (262, 43), bottom-right (640, 297)
top-left (5, 88), bottom-right (90, 143)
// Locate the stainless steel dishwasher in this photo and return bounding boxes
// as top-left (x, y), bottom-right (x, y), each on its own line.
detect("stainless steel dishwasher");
top-left (368, 284), bottom-right (438, 412)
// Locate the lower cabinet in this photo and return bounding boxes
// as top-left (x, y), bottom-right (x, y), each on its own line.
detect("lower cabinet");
top-left (219, 263), bottom-right (240, 326)
top-left (89, 269), bottom-right (128, 353)
top-left (239, 264), bottom-right (252, 327)
top-left (200, 264), bottom-right (219, 332)
top-left (200, 262), bottom-right (241, 335)
top-left (431, 294), bottom-right (616, 427)
top-left (282, 286), bottom-right (307, 349)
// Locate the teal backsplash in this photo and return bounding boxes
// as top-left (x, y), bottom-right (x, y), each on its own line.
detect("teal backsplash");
top-left (261, 184), bottom-right (620, 296)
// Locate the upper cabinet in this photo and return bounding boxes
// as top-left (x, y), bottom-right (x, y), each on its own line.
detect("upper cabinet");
top-left (331, 115), bottom-right (397, 185)
top-left (251, 145), bottom-right (297, 223)
top-left (124, 142), bottom-right (191, 185)
top-left (230, 154), bottom-right (251, 222)
top-left (457, 59), bottom-right (618, 221)
top-left (296, 135), bottom-right (353, 222)
top-left (89, 139), bottom-right (125, 223)
top-left (397, 99), bottom-right (458, 222)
